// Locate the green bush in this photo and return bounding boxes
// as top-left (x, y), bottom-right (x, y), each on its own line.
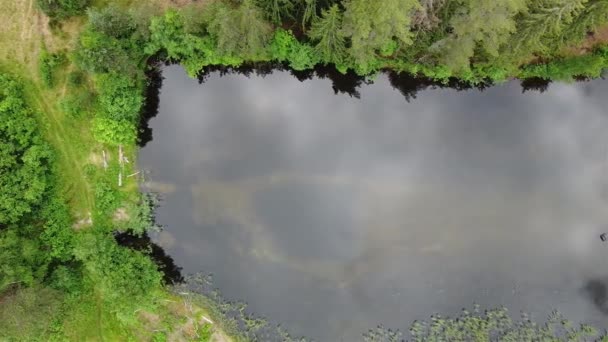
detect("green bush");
top-left (270, 29), bottom-right (319, 71)
top-left (93, 118), bottom-right (137, 145)
top-left (124, 194), bottom-right (158, 236)
top-left (73, 232), bottom-right (162, 307)
top-left (74, 29), bottom-right (137, 75)
top-left (94, 181), bottom-right (121, 216)
top-left (49, 265), bottom-right (84, 293)
top-left (88, 6), bottom-right (136, 39)
top-left (67, 70), bottom-right (85, 87)
top-left (519, 53), bottom-right (608, 81)
top-left (39, 49), bottom-right (66, 88)
top-left (146, 10), bottom-right (245, 76)
top-left (59, 91), bottom-right (93, 119)
top-left (36, 0), bottom-right (90, 20)
top-left (95, 73), bottom-right (143, 123)
top-left (0, 74), bottom-right (52, 225)
top-left (0, 226), bottom-right (49, 290)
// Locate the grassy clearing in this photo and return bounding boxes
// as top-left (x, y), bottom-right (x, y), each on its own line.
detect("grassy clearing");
top-left (1, 0), bottom-right (96, 217)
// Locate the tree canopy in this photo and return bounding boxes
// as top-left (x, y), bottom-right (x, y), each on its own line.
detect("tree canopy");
top-left (0, 75), bottom-right (51, 226)
top-left (342, 0), bottom-right (421, 67)
top-left (309, 4), bottom-right (347, 65)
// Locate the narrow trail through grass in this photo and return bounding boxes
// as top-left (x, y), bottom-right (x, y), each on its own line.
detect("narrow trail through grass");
top-left (1, 0), bottom-right (96, 217)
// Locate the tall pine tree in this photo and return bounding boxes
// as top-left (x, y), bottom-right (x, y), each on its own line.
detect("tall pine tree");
top-left (431, 0), bottom-right (527, 73)
top-left (509, 0), bottom-right (587, 56)
top-left (341, 0), bottom-right (421, 67)
top-left (207, 0), bottom-right (272, 58)
top-left (309, 4), bottom-right (347, 65)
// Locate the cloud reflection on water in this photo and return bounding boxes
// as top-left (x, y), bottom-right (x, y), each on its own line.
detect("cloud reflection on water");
top-left (140, 65), bottom-right (608, 341)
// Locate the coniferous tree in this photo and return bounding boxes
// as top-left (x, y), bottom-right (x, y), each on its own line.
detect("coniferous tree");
top-left (509, 0), bottom-right (587, 56)
top-left (341, 0), bottom-right (421, 66)
top-left (207, 0), bottom-right (272, 58)
top-left (257, 0), bottom-right (296, 24)
top-left (432, 0), bottom-right (527, 73)
top-left (565, 0), bottom-right (608, 43)
top-left (308, 4), bottom-right (347, 65)
top-left (301, 0), bottom-right (318, 29)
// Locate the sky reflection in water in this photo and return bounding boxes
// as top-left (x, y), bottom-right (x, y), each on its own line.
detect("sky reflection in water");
top-left (139, 65), bottom-right (608, 341)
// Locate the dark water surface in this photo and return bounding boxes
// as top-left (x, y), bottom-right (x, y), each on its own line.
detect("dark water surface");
top-left (139, 65), bottom-right (608, 340)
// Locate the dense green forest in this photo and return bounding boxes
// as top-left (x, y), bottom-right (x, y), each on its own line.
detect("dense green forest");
top-left (1, 0), bottom-right (608, 340)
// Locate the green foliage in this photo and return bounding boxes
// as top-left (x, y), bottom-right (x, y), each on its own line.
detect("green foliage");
top-left (509, 0), bottom-right (588, 57)
top-left (48, 265), bottom-right (84, 293)
top-left (0, 171), bottom-right (74, 293)
top-left (59, 91), bottom-right (94, 119)
top-left (198, 324), bottom-right (213, 342)
top-left (432, 0), bottom-right (527, 73)
top-left (124, 193), bottom-right (159, 236)
top-left (409, 307), bottom-right (602, 341)
top-left (342, 0), bottom-right (420, 67)
top-left (0, 225), bottom-right (49, 290)
top-left (96, 73), bottom-right (143, 123)
top-left (93, 117), bottom-right (137, 145)
top-left (565, 0), bottom-right (608, 44)
top-left (39, 48), bottom-right (66, 88)
top-left (206, 0), bottom-right (272, 59)
top-left (519, 51), bottom-right (607, 80)
top-left (88, 73), bottom-right (143, 145)
top-left (0, 74), bottom-right (52, 225)
top-left (74, 29), bottom-right (136, 75)
top-left (74, 8), bottom-right (146, 77)
top-left (40, 195), bottom-right (75, 261)
top-left (36, 0), bottom-right (90, 20)
top-left (364, 325), bottom-right (402, 342)
top-left (301, 0), bottom-right (318, 30)
top-left (73, 232), bottom-right (162, 306)
top-left (94, 180), bottom-right (121, 216)
top-left (309, 4), bottom-right (347, 65)
top-left (270, 29), bottom-right (319, 70)
top-left (146, 9), bottom-right (244, 76)
top-left (88, 6), bottom-right (136, 39)
top-left (257, 0), bottom-right (296, 24)
top-left (67, 70), bottom-right (85, 87)
top-left (0, 287), bottom-right (65, 340)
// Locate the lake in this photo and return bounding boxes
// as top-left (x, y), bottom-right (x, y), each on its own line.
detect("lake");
top-left (138, 65), bottom-right (608, 341)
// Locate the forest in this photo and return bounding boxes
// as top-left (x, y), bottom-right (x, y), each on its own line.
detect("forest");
top-left (1, 0), bottom-right (608, 340)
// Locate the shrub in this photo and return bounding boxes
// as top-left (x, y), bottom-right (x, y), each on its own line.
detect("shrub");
top-left (95, 73), bottom-right (144, 123)
top-left (519, 53), bottom-right (608, 81)
top-left (270, 29), bottom-right (319, 71)
top-left (59, 91), bottom-right (93, 119)
top-left (67, 70), bottom-right (85, 87)
top-left (73, 232), bottom-right (162, 306)
top-left (88, 6), bottom-right (136, 39)
top-left (93, 118), bottom-right (137, 145)
top-left (39, 49), bottom-right (66, 88)
top-left (36, 0), bottom-right (90, 20)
